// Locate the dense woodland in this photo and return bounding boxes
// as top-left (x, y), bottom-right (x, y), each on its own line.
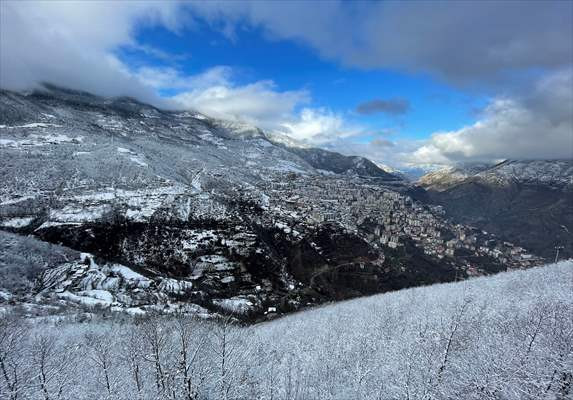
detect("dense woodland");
top-left (1, 261), bottom-right (572, 400)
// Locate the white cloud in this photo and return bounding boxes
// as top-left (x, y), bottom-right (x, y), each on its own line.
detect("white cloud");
top-left (321, 137), bottom-right (422, 170)
top-left (135, 66), bottom-right (232, 91)
top-left (0, 1), bottom-right (184, 104)
top-left (167, 68), bottom-right (309, 130)
top-left (279, 108), bottom-right (362, 144)
top-left (411, 70), bottom-right (573, 164)
top-left (167, 69), bottom-right (361, 145)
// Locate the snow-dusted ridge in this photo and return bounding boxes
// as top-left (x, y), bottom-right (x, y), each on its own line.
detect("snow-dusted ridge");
top-left (419, 159), bottom-right (573, 190)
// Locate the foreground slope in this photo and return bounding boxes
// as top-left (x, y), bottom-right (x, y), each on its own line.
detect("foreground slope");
top-left (1, 261), bottom-right (571, 400)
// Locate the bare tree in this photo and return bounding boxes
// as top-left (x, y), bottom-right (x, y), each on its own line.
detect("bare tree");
top-left (173, 314), bottom-right (208, 400)
top-left (140, 315), bottom-right (173, 399)
top-left (29, 333), bottom-right (75, 400)
top-left (121, 325), bottom-right (146, 400)
top-left (84, 331), bottom-right (117, 399)
top-left (209, 315), bottom-right (251, 400)
top-left (0, 317), bottom-right (29, 400)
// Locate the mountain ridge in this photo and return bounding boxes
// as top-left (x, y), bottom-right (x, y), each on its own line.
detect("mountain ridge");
top-left (418, 159), bottom-right (573, 259)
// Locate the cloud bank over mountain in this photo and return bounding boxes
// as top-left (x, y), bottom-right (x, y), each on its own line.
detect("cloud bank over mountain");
top-left (412, 69), bottom-right (573, 164)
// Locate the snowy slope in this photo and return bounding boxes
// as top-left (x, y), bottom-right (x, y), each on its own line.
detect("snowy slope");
top-left (0, 86), bottom-right (412, 319)
top-left (2, 261), bottom-right (571, 400)
top-left (418, 159), bottom-right (572, 191)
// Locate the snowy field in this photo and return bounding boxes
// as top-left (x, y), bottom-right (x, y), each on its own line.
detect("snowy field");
top-left (1, 261), bottom-right (572, 400)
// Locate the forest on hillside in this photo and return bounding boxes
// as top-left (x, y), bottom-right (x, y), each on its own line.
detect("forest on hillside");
top-left (1, 261), bottom-right (572, 400)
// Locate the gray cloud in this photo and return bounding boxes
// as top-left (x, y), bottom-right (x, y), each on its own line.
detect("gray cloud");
top-left (371, 139), bottom-right (395, 148)
top-left (0, 1), bottom-right (183, 106)
top-left (356, 98), bottom-right (410, 115)
top-left (187, 0), bottom-right (573, 85)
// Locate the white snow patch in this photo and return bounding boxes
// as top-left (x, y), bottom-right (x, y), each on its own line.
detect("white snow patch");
top-left (129, 156), bottom-right (148, 167)
top-left (77, 289), bottom-right (114, 303)
top-left (213, 297), bottom-right (254, 314)
top-left (0, 217), bottom-right (34, 228)
top-left (0, 291), bottom-right (12, 301)
top-left (0, 196), bottom-right (34, 206)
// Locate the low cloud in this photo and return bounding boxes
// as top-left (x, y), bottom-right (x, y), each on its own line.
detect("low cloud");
top-left (136, 65), bottom-right (358, 145)
top-left (173, 72), bottom-right (309, 129)
top-left (356, 98), bottom-right (410, 115)
top-left (278, 108), bottom-right (362, 145)
top-left (411, 69), bottom-right (573, 164)
top-left (0, 1), bottom-right (186, 105)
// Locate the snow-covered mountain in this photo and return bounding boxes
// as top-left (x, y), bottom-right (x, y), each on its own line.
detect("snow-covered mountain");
top-left (417, 162), bottom-right (494, 191)
top-left (418, 159), bottom-right (573, 259)
top-left (267, 134), bottom-right (402, 181)
top-left (477, 159), bottom-right (573, 187)
top-left (1, 85), bottom-right (467, 320)
top-left (0, 85), bottom-right (560, 320)
top-left (419, 160), bottom-right (572, 191)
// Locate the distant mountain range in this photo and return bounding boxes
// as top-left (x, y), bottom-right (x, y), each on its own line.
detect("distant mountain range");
top-left (417, 159), bottom-right (573, 259)
top-left (266, 132), bottom-right (402, 180)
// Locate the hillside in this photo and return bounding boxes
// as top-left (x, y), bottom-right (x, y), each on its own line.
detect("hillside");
top-left (1, 261), bottom-right (571, 399)
top-left (418, 160), bottom-right (573, 259)
top-left (2, 85), bottom-right (527, 321)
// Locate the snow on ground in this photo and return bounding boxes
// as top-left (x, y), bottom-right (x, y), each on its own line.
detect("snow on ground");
top-left (0, 195), bottom-right (35, 206)
top-left (158, 278), bottom-right (193, 295)
top-left (0, 122), bottom-right (62, 129)
top-left (271, 160), bottom-right (308, 174)
top-left (129, 156), bottom-right (148, 167)
top-left (57, 291), bottom-right (112, 307)
top-left (48, 204), bottom-right (110, 224)
top-left (0, 216), bottom-right (35, 228)
top-left (213, 297), bottom-right (254, 314)
top-left (76, 289), bottom-right (114, 303)
top-left (0, 133), bottom-right (82, 148)
top-left (0, 290), bottom-right (12, 301)
top-left (109, 265), bottom-right (151, 287)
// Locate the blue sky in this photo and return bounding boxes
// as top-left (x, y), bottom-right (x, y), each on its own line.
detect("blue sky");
top-left (121, 20), bottom-right (486, 143)
top-left (1, 1), bottom-right (571, 168)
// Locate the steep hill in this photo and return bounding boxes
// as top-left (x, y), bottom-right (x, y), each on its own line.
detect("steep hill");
top-left (267, 132), bottom-right (403, 180)
top-left (418, 160), bottom-right (573, 259)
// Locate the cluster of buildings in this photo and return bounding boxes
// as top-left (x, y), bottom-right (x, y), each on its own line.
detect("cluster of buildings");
top-left (232, 172), bottom-right (544, 274)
